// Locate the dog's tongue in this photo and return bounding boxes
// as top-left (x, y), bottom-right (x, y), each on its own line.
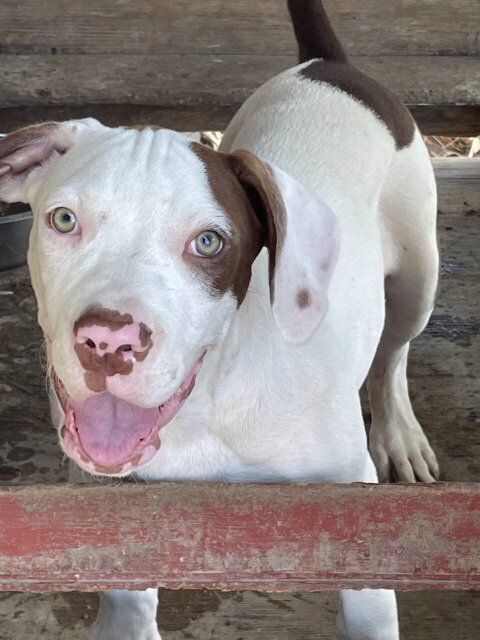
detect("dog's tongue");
top-left (71, 392), bottom-right (159, 467)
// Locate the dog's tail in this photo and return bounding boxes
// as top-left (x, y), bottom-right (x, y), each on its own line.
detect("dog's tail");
top-left (287, 0), bottom-right (348, 64)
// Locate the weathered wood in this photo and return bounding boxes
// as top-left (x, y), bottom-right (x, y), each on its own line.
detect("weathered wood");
top-left (434, 158), bottom-right (480, 215)
top-left (2, 54), bottom-right (478, 109)
top-left (0, 1), bottom-right (478, 133)
top-left (1, 104), bottom-right (479, 137)
top-left (0, 0), bottom-right (478, 57)
top-left (410, 105), bottom-right (480, 137)
top-left (0, 482), bottom-right (478, 592)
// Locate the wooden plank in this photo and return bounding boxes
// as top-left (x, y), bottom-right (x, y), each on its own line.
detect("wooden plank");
top-left (0, 0), bottom-right (478, 57)
top-left (410, 105), bottom-right (480, 137)
top-left (1, 54), bottom-right (478, 108)
top-left (0, 482), bottom-right (478, 592)
top-left (1, 104), bottom-right (479, 137)
top-left (434, 158), bottom-right (480, 215)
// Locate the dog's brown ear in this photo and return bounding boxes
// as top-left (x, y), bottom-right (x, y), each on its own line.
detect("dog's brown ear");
top-left (229, 149), bottom-right (339, 344)
top-left (0, 118), bottom-right (102, 207)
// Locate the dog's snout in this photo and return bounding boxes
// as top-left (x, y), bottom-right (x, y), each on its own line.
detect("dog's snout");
top-left (73, 307), bottom-right (154, 390)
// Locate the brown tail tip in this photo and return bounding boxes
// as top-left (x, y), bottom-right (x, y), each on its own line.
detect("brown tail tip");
top-left (287, 0), bottom-right (348, 64)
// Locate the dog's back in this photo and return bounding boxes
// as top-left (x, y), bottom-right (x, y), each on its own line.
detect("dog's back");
top-left (220, 0), bottom-right (439, 484)
top-left (220, 4), bottom-right (417, 388)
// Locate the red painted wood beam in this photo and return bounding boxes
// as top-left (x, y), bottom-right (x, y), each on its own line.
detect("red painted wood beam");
top-left (0, 482), bottom-right (478, 592)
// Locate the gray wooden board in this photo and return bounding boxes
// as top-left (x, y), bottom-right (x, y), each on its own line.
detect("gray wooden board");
top-left (1, 104), bottom-right (480, 137)
top-left (1, 54), bottom-right (479, 109)
top-left (0, 590), bottom-right (478, 639)
top-left (0, 0), bottom-right (478, 57)
top-left (435, 159), bottom-right (480, 215)
top-left (0, 0), bottom-right (479, 133)
top-left (0, 157), bottom-right (478, 637)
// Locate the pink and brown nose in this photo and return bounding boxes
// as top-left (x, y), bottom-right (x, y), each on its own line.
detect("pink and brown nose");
top-left (73, 308), bottom-right (153, 392)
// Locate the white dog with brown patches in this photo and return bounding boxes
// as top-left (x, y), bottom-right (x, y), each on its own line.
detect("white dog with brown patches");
top-left (0, 1), bottom-right (439, 638)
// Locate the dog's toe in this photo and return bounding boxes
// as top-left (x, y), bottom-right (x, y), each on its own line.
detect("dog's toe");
top-left (369, 421), bottom-right (439, 483)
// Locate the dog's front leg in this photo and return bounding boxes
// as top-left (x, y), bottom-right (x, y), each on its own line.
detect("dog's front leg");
top-left (336, 455), bottom-right (399, 640)
top-left (66, 463), bottom-right (161, 640)
top-left (337, 589), bottom-right (399, 640)
top-left (87, 589), bottom-right (161, 640)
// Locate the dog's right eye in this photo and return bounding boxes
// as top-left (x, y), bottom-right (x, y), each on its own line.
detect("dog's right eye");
top-left (188, 230), bottom-right (224, 257)
top-left (50, 208), bottom-right (80, 234)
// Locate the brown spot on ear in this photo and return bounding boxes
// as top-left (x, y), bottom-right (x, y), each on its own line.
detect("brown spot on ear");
top-left (296, 289), bottom-right (312, 309)
top-left (99, 342), bottom-right (108, 350)
top-left (299, 61), bottom-right (415, 150)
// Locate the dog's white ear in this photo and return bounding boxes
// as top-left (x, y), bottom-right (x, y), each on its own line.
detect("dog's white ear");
top-left (0, 119), bottom-right (102, 207)
top-left (230, 150), bottom-right (338, 344)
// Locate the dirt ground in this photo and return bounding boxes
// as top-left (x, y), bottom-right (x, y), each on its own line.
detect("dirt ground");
top-left (0, 198), bottom-right (479, 637)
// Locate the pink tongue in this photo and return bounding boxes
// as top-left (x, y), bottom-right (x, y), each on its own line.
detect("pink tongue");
top-left (72, 392), bottom-right (159, 467)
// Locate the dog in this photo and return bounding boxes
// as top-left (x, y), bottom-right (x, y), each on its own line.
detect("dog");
top-left (0, 1), bottom-right (439, 638)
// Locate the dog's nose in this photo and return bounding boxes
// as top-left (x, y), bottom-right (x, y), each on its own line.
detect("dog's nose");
top-left (73, 308), bottom-right (153, 385)
top-left (76, 322), bottom-right (144, 356)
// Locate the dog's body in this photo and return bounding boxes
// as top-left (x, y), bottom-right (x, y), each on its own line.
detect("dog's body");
top-left (0, 2), bottom-right (439, 638)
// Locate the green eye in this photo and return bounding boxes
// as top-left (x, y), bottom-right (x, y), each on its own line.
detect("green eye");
top-left (192, 230), bottom-right (223, 257)
top-left (50, 207), bottom-right (78, 234)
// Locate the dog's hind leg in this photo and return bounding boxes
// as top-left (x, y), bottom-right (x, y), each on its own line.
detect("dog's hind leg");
top-left (367, 132), bottom-right (439, 482)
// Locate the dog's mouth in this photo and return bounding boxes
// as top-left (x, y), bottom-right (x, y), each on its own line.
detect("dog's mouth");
top-left (53, 355), bottom-right (204, 475)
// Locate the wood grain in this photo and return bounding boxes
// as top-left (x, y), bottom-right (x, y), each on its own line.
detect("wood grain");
top-left (1, 104), bottom-right (479, 136)
top-left (434, 158), bottom-right (480, 215)
top-left (0, 0), bottom-right (478, 57)
top-left (0, 482), bottom-right (478, 592)
top-left (1, 54), bottom-right (478, 108)
top-left (0, 1), bottom-right (478, 132)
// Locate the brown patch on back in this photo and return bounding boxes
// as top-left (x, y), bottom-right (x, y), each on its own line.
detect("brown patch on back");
top-left (300, 60), bottom-right (415, 150)
top-left (296, 288), bottom-right (312, 309)
top-left (190, 144), bottom-right (288, 305)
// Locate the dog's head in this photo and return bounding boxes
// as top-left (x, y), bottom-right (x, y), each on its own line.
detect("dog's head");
top-left (0, 119), bottom-right (338, 475)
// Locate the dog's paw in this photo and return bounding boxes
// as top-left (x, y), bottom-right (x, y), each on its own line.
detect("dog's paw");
top-left (369, 420), bottom-right (439, 483)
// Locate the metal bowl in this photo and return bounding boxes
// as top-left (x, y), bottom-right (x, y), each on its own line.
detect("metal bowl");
top-left (0, 206), bottom-right (33, 271)
top-left (0, 134), bottom-right (33, 270)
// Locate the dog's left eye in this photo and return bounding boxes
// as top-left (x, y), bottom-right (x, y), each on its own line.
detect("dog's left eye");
top-left (50, 208), bottom-right (79, 234)
top-left (189, 230), bottom-right (223, 257)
